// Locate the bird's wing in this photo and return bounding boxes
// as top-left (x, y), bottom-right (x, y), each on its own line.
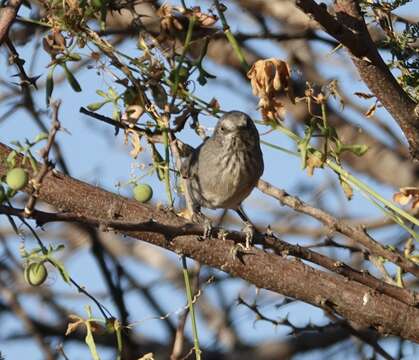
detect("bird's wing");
top-left (180, 153), bottom-right (193, 178)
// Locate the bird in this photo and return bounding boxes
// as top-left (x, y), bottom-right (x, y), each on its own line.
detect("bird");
top-left (181, 110), bottom-right (264, 247)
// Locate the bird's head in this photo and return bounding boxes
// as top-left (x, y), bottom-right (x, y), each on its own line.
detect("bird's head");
top-left (214, 111), bottom-right (258, 143)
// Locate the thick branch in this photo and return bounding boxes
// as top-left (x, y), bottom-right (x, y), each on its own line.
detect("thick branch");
top-left (0, 0), bottom-right (22, 45)
top-left (257, 180), bottom-right (419, 278)
top-left (1, 204), bottom-right (417, 307)
top-left (1, 142), bottom-right (419, 342)
top-left (294, 0), bottom-right (419, 159)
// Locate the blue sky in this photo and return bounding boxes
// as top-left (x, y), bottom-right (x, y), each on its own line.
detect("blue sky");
top-left (0, 1), bottom-right (418, 359)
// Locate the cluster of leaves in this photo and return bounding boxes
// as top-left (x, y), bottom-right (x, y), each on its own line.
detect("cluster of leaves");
top-left (66, 306), bottom-right (123, 360)
top-left (363, 0), bottom-right (419, 100)
top-left (20, 243), bottom-right (70, 287)
top-left (0, 133), bottom-right (49, 203)
top-left (388, 22), bottom-right (419, 100)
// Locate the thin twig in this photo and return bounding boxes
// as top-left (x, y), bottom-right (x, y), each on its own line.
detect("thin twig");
top-left (25, 100), bottom-right (61, 216)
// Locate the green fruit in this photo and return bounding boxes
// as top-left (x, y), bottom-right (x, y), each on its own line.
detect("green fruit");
top-left (91, 0), bottom-right (103, 9)
top-left (133, 184), bottom-right (153, 203)
top-left (0, 185), bottom-right (5, 203)
top-left (6, 168), bottom-right (28, 190)
top-left (24, 262), bottom-right (48, 286)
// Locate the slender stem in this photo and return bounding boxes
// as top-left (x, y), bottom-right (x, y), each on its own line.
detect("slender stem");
top-left (214, 0), bottom-right (249, 71)
top-left (162, 124), bottom-right (174, 206)
top-left (261, 126), bottom-right (419, 233)
top-left (326, 160), bottom-right (419, 229)
top-left (321, 102), bottom-right (328, 157)
top-left (181, 256), bottom-right (201, 360)
top-left (171, 15), bottom-right (196, 105)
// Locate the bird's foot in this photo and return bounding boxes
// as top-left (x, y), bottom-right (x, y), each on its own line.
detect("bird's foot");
top-left (230, 243), bottom-right (249, 260)
top-left (230, 222), bottom-right (255, 260)
top-left (192, 212), bottom-right (213, 240)
top-left (242, 222), bottom-right (255, 250)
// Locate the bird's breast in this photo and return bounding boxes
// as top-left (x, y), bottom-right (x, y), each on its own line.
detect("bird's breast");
top-left (202, 138), bottom-right (263, 208)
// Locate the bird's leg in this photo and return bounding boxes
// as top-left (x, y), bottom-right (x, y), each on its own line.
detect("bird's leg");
top-left (191, 206), bottom-right (213, 240)
top-left (235, 207), bottom-right (257, 250)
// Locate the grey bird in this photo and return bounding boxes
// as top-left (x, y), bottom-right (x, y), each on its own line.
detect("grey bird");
top-left (182, 111), bottom-right (264, 246)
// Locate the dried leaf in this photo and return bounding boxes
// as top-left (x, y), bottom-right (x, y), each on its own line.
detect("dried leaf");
top-left (354, 92), bottom-right (374, 99)
top-left (157, 4), bottom-right (184, 33)
top-left (393, 187), bottom-right (419, 209)
top-left (126, 105), bottom-right (145, 121)
top-left (340, 179), bottom-right (353, 200)
top-left (247, 58), bottom-right (294, 122)
top-left (190, 6), bottom-right (217, 27)
top-left (208, 98), bottom-right (220, 111)
top-left (393, 192), bottom-right (411, 206)
top-left (365, 102), bottom-right (377, 118)
top-left (151, 84), bottom-right (167, 109)
top-left (124, 129), bottom-right (143, 158)
top-left (399, 187), bottom-right (419, 197)
top-left (65, 314), bottom-right (84, 336)
top-left (306, 153), bottom-right (323, 176)
top-left (138, 353), bottom-right (154, 360)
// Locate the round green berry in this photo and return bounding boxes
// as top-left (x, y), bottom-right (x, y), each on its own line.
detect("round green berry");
top-left (133, 184), bottom-right (153, 203)
top-left (24, 262), bottom-right (48, 286)
top-left (6, 168), bottom-right (28, 190)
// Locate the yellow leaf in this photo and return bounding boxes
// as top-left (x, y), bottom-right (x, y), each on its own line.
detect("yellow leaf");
top-left (124, 129), bottom-right (143, 158)
top-left (306, 153), bottom-right (323, 176)
top-left (65, 315), bottom-right (84, 336)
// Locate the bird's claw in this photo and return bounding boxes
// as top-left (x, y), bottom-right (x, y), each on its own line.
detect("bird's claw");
top-left (230, 223), bottom-right (255, 260)
top-left (229, 243), bottom-right (248, 260)
top-left (200, 217), bottom-right (213, 240)
top-left (192, 212), bottom-right (213, 240)
top-left (242, 222), bottom-right (255, 250)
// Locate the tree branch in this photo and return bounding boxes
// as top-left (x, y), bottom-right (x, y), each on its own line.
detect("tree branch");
top-left (0, 0), bottom-right (23, 45)
top-left (294, 0), bottom-right (419, 159)
top-left (257, 179), bottom-right (419, 278)
top-left (1, 142), bottom-right (419, 342)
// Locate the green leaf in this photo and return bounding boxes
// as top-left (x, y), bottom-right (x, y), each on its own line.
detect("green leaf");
top-left (340, 144), bottom-right (369, 157)
top-left (85, 321), bottom-right (100, 360)
top-left (115, 319), bottom-right (123, 360)
top-left (348, 144), bottom-right (369, 156)
top-left (34, 132), bottom-right (49, 143)
top-left (62, 63), bottom-right (82, 92)
top-left (67, 53), bottom-right (82, 61)
top-left (6, 150), bottom-right (17, 167)
top-left (54, 244), bottom-right (66, 252)
top-left (297, 126), bottom-right (314, 169)
top-left (108, 87), bottom-right (118, 99)
top-left (87, 101), bottom-right (108, 111)
top-left (96, 89), bottom-right (107, 98)
top-left (197, 67), bottom-right (216, 86)
top-left (150, 143), bottom-right (165, 181)
top-left (46, 65), bottom-right (56, 107)
top-left (84, 305), bottom-right (101, 360)
top-left (112, 107), bottom-right (121, 121)
top-left (49, 258), bottom-right (71, 284)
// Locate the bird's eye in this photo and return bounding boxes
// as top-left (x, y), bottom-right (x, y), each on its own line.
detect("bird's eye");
top-left (220, 126), bottom-right (225, 132)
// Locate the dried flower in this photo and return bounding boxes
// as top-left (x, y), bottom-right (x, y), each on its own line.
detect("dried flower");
top-left (42, 30), bottom-right (66, 58)
top-left (187, 6), bottom-right (217, 27)
top-left (157, 4), bottom-right (184, 34)
top-left (393, 187), bottom-right (419, 210)
top-left (247, 58), bottom-right (294, 122)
